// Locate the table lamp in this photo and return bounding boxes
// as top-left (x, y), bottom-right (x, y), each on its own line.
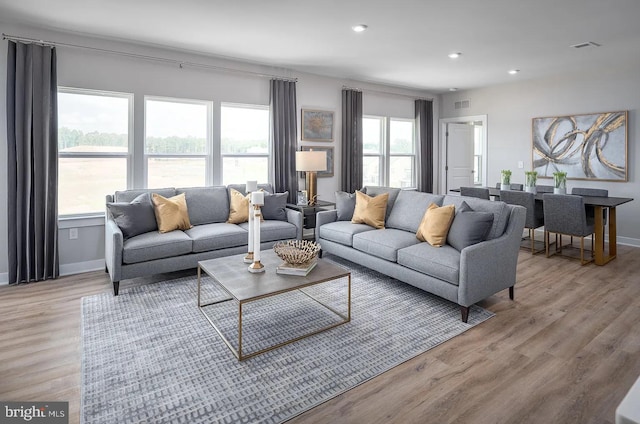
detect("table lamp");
top-left (295, 150), bottom-right (326, 205)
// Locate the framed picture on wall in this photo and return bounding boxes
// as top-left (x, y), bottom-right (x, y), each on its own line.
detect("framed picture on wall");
top-left (532, 110), bottom-right (628, 181)
top-left (301, 109), bottom-right (334, 142)
top-left (300, 146), bottom-right (334, 177)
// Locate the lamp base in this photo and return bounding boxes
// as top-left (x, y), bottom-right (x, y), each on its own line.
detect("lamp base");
top-left (306, 171), bottom-right (318, 206)
top-left (248, 261), bottom-right (265, 273)
top-left (243, 252), bottom-right (254, 264)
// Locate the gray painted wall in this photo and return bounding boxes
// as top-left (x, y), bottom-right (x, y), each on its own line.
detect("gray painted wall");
top-left (440, 66), bottom-right (640, 244)
top-left (0, 21), bottom-right (437, 281)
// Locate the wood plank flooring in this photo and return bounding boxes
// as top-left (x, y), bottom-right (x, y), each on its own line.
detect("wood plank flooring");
top-left (1, 245), bottom-right (639, 424)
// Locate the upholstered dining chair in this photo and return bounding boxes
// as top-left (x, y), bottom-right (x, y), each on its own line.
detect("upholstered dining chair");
top-left (495, 182), bottom-right (524, 191)
top-left (460, 186), bottom-right (490, 200)
top-left (572, 187), bottom-right (609, 249)
top-left (500, 190), bottom-right (544, 254)
top-left (535, 185), bottom-right (554, 193)
top-left (542, 193), bottom-right (594, 265)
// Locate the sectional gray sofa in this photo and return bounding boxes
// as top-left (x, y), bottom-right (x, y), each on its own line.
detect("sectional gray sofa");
top-left (316, 187), bottom-right (526, 322)
top-left (105, 184), bottom-right (302, 295)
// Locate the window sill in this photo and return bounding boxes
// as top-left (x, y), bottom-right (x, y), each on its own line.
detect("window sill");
top-left (59, 214), bottom-right (105, 229)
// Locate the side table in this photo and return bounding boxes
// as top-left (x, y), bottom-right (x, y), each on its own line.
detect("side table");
top-left (286, 200), bottom-right (336, 239)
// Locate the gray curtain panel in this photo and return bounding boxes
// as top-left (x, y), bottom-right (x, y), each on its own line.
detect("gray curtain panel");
top-left (270, 79), bottom-right (298, 204)
top-left (415, 99), bottom-right (434, 193)
top-left (341, 89), bottom-right (363, 193)
top-left (6, 41), bottom-right (59, 284)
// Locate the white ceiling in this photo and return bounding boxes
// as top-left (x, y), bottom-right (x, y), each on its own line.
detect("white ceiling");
top-left (1, 0), bottom-right (640, 93)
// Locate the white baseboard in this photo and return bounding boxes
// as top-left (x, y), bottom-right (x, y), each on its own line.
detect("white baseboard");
top-left (60, 259), bottom-right (105, 277)
top-left (530, 229), bottom-right (640, 247)
top-left (0, 273), bottom-right (7, 285)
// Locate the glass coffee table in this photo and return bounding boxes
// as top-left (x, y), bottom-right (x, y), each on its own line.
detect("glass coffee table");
top-left (197, 250), bottom-right (351, 361)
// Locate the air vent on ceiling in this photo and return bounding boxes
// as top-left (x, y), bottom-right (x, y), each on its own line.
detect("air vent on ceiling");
top-left (571, 41), bottom-right (601, 49)
top-left (454, 100), bottom-right (470, 110)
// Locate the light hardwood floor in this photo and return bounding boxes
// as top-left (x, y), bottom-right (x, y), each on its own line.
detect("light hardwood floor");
top-left (1, 245), bottom-right (639, 424)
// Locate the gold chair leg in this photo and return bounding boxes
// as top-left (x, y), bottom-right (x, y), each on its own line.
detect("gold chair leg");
top-left (545, 231), bottom-right (550, 257)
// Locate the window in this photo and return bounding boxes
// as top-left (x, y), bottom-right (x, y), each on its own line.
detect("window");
top-left (145, 97), bottom-right (211, 188)
top-left (362, 116), bottom-right (416, 188)
top-left (220, 104), bottom-right (270, 185)
top-left (58, 88), bottom-right (132, 216)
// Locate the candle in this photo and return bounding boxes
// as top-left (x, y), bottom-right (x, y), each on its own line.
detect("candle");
top-left (253, 206), bottom-right (261, 263)
top-left (246, 180), bottom-right (258, 193)
top-left (251, 191), bottom-right (264, 206)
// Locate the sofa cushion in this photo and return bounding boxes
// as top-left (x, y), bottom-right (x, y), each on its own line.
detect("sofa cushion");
top-left (442, 196), bottom-right (509, 240)
top-left (152, 193), bottom-right (193, 233)
top-left (238, 220), bottom-right (297, 243)
top-left (318, 221), bottom-right (376, 247)
top-left (335, 191), bottom-right (357, 221)
top-left (115, 187), bottom-right (176, 203)
top-left (363, 186), bottom-right (401, 219)
top-left (352, 229), bottom-right (422, 262)
top-left (184, 223), bottom-right (248, 253)
top-left (123, 230), bottom-right (192, 264)
top-left (107, 193), bottom-right (157, 239)
top-left (397, 243), bottom-right (461, 285)
top-left (386, 191), bottom-right (445, 233)
top-left (176, 186), bottom-right (229, 225)
top-left (416, 203), bottom-right (455, 246)
top-left (227, 188), bottom-right (249, 224)
top-left (351, 191), bottom-right (388, 229)
top-left (262, 192), bottom-right (288, 221)
top-left (447, 201), bottom-right (494, 251)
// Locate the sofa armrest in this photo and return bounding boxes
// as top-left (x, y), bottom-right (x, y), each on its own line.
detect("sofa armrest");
top-left (286, 208), bottom-right (304, 240)
top-left (458, 205), bottom-right (526, 307)
top-left (315, 210), bottom-right (338, 242)
top-left (105, 215), bottom-right (124, 283)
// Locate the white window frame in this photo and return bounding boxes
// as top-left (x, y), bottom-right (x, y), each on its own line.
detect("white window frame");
top-left (220, 103), bottom-right (271, 185)
top-left (388, 117), bottom-right (417, 189)
top-left (58, 87), bottom-right (133, 218)
top-left (363, 115), bottom-right (417, 188)
top-left (144, 96), bottom-right (213, 187)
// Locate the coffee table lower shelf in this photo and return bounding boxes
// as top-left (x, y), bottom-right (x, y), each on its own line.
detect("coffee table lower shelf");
top-left (197, 254), bottom-right (351, 361)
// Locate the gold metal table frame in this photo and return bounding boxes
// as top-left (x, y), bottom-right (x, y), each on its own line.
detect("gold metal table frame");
top-left (197, 252), bottom-right (351, 361)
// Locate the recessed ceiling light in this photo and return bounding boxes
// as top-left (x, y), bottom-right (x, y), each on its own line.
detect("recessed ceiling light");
top-left (352, 24), bottom-right (368, 33)
top-left (508, 69), bottom-right (520, 75)
top-left (448, 52), bottom-right (462, 59)
top-left (449, 88), bottom-right (458, 91)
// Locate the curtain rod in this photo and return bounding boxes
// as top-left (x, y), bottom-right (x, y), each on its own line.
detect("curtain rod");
top-left (2, 33), bottom-right (298, 82)
top-left (342, 85), bottom-right (433, 101)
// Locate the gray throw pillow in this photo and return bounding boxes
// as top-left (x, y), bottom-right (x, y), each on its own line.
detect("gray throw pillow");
top-left (447, 201), bottom-right (494, 251)
top-left (335, 191), bottom-right (357, 221)
top-left (107, 193), bottom-right (158, 239)
top-left (262, 192), bottom-right (288, 221)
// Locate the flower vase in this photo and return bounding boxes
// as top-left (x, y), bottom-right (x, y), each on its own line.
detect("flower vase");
top-left (553, 187), bottom-right (566, 194)
top-left (525, 185), bottom-right (537, 194)
top-left (500, 184), bottom-right (510, 191)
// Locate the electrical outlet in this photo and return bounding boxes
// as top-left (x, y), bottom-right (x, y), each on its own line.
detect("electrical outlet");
top-left (518, 161), bottom-right (524, 169)
top-left (69, 228), bottom-right (78, 240)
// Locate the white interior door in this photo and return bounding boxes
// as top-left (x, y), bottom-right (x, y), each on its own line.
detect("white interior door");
top-left (446, 123), bottom-right (475, 191)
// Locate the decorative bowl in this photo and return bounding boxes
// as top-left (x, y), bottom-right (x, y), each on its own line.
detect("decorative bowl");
top-left (273, 240), bottom-right (321, 265)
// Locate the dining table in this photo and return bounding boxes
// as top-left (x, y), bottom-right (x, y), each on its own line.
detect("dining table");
top-left (451, 187), bottom-right (634, 266)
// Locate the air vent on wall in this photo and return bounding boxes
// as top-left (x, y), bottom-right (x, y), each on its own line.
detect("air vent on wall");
top-left (571, 41), bottom-right (601, 49)
top-left (454, 100), bottom-right (470, 110)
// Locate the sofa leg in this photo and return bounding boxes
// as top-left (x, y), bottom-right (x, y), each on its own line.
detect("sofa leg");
top-left (460, 306), bottom-right (470, 323)
top-left (509, 286), bottom-right (514, 300)
top-left (318, 249), bottom-right (323, 258)
top-left (113, 281), bottom-right (120, 296)
top-left (105, 263), bottom-right (109, 273)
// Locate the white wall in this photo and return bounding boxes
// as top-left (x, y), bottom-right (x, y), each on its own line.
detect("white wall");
top-left (0, 21), bottom-right (437, 280)
top-left (439, 65), bottom-right (640, 244)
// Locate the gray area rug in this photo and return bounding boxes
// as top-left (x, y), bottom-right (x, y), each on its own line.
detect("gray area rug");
top-left (81, 255), bottom-right (493, 424)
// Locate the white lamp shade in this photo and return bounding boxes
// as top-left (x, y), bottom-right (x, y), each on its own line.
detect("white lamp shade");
top-left (296, 150), bottom-right (327, 172)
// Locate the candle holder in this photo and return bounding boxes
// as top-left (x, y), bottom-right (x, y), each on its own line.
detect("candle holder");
top-left (248, 204), bottom-right (265, 273)
top-left (244, 181), bottom-right (258, 264)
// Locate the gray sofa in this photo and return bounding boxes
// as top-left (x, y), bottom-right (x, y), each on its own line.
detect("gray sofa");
top-left (105, 184), bottom-right (303, 295)
top-left (316, 188), bottom-right (526, 322)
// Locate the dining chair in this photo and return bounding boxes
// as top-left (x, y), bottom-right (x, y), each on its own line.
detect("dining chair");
top-left (460, 186), bottom-right (490, 200)
top-left (572, 187), bottom-right (609, 248)
top-left (500, 190), bottom-right (544, 254)
top-left (495, 183), bottom-right (524, 191)
top-left (542, 193), bottom-right (594, 265)
top-left (536, 185), bottom-right (554, 193)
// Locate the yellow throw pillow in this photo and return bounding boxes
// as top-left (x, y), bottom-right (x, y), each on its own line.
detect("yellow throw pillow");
top-left (416, 203), bottom-right (455, 246)
top-left (351, 191), bottom-right (389, 229)
top-left (151, 193), bottom-right (193, 233)
top-left (227, 188), bottom-right (249, 224)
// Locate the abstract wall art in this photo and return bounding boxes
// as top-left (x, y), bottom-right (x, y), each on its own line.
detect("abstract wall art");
top-left (532, 111), bottom-right (627, 181)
